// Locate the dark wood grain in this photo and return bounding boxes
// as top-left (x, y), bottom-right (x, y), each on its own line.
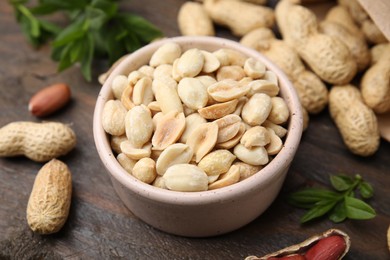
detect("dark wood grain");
top-left (0, 1), bottom-right (389, 259)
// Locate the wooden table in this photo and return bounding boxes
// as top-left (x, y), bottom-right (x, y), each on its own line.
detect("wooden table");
top-left (0, 1), bottom-right (389, 259)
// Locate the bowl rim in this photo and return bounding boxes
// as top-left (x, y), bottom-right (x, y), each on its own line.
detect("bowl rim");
top-left (93, 36), bottom-right (303, 205)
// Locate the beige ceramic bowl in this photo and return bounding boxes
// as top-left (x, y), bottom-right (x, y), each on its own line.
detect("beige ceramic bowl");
top-left (93, 36), bottom-right (303, 237)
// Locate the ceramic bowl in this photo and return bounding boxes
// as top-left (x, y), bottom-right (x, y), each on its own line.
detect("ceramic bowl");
top-left (93, 36), bottom-right (303, 237)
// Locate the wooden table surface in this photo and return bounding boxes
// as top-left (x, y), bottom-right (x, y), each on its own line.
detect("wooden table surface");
top-left (0, 1), bottom-right (389, 259)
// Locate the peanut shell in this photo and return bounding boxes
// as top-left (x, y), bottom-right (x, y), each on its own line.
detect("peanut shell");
top-left (27, 159), bottom-right (72, 234)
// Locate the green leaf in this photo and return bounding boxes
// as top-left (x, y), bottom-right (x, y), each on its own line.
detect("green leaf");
top-left (18, 5), bottom-right (40, 37)
top-left (11, 0), bottom-right (163, 81)
top-left (330, 175), bottom-right (353, 191)
top-left (36, 0), bottom-right (89, 10)
top-left (30, 3), bottom-right (60, 15)
top-left (119, 14), bottom-right (163, 43)
top-left (90, 0), bottom-right (118, 17)
top-left (57, 44), bottom-right (73, 71)
top-left (359, 181), bottom-right (374, 199)
top-left (38, 19), bottom-right (61, 35)
top-left (80, 33), bottom-right (95, 81)
top-left (104, 24), bottom-right (127, 63)
top-left (124, 31), bottom-right (142, 53)
top-left (300, 200), bottom-right (338, 223)
top-left (329, 201), bottom-right (347, 223)
top-left (69, 40), bottom-right (83, 63)
top-left (85, 7), bottom-right (108, 30)
top-left (288, 188), bottom-right (340, 208)
top-left (53, 17), bottom-right (86, 47)
top-left (345, 196), bottom-right (376, 220)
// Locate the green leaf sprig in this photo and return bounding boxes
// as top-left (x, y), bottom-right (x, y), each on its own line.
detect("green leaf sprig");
top-left (288, 174), bottom-right (376, 224)
top-left (10, 0), bottom-right (163, 81)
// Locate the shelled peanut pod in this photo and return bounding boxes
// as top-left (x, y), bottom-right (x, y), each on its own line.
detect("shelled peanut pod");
top-left (246, 229), bottom-right (350, 260)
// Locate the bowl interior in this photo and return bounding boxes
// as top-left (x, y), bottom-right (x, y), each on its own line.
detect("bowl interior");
top-left (93, 36), bottom-right (303, 205)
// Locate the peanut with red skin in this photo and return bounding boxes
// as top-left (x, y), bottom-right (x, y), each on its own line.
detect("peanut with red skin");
top-left (305, 235), bottom-right (346, 260)
top-left (29, 83), bottom-right (71, 117)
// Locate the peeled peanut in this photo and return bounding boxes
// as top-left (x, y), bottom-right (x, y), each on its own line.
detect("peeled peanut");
top-left (233, 96), bottom-right (248, 116)
top-left (242, 93), bottom-right (272, 126)
top-left (29, 83), bottom-right (71, 117)
top-left (216, 65), bottom-right (246, 81)
top-left (215, 114), bottom-right (242, 143)
top-left (213, 48), bottom-right (248, 67)
top-left (216, 123), bottom-right (246, 149)
top-left (121, 141), bottom-right (152, 160)
top-left (180, 113), bottom-right (207, 143)
top-left (125, 105), bottom-right (153, 148)
top-left (102, 100), bottom-right (127, 136)
top-left (201, 50), bottom-right (221, 73)
top-left (110, 135), bottom-right (127, 154)
top-left (263, 71), bottom-right (278, 86)
top-left (208, 165), bottom-right (240, 190)
top-left (208, 79), bottom-right (250, 102)
top-left (149, 42), bottom-right (182, 67)
top-left (132, 158), bottom-right (157, 184)
top-left (156, 143), bottom-right (194, 175)
top-left (153, 64), bottom-right (173, 81)
top-left (240, 126), bottom-right (270, 148)
top-left (163, 164), bottom-right (208, 192)
top-left (152, 176), bottom-right (167, 189)
top-left (132, 77), bottom-right (154, 106)
top-left (196, 75), bottom-right (217, 89)
top-left (128, 71), bottom-right (147, 86)
top-left (198, 99), bottom-right (239, 119)
top-left (172, 58), bottom-right (183, 82)
top-left (233, 161), bottom-right (262, 181)
top-left (121, 84), bottom-right (135, 110)
top-left (148, 101), bottom-right (162, 115)
top-left (262, 120), bottom-right (287, 138)
top-left (176, 48), bottom-right (205, 78)
top-left (267, 97), bottom-right (289, 125)
top-left (208, 174), bottom-right (220, 184)
top-left (265, 128), bottom-right (283, 155)
top-left (152, 111), bottom-right (185, 150)
top-left (244, 57), bottom-right (266, 79)
top-left (186, 122), bottom-right (218, 162)
top-left (198, 149), bottom-right (236, 176)
top-left (117, 153), bottom-right (136, 174)
top-left (111, 75), bottom-right (129, 100)
top-left (152, 112), bottom-right (164, 131)
top-left (178, 77), bottom-right (208, 109)
top-left (234, 144), bottom-right (269, 165)
top-left (154, 78), bottom-right (183, 114)
top-left (138, 65), bottom-right (154, 78)
top-left (247, 80), bottom-right (279, 97)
